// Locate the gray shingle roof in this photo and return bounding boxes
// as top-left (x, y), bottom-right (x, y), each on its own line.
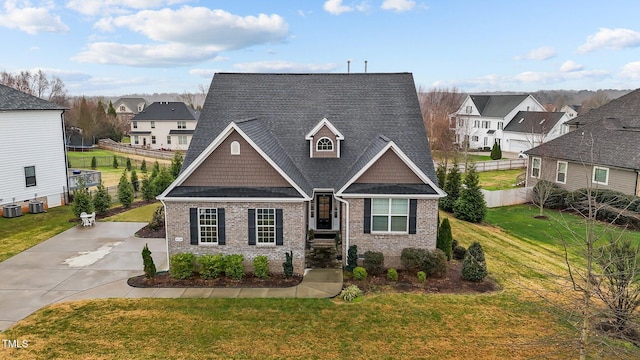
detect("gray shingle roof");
top-left (527, 89), bottom-right (640, 170)
top-left (132, 102), bottom-right (199, 121)
top-left (0, 84), bottom-right (66, 111)
top-left (503, 111), bottom-right (565, 134)
top-left (470, 94), bottom-right (529, 117)
top-left (182, 73), bottom-right (436, 193)
top-left (114, 98), bottom-right (147, 114)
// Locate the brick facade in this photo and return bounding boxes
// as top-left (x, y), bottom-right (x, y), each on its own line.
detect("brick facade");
top-left (164, 201), bottom-right (307, 274)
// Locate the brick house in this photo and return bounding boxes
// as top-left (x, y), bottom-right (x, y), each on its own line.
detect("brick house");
top-left (158, 73), bottom-right (445, 274)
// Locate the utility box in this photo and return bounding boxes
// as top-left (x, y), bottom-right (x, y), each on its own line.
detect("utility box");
top-left (29, 201), bottom-right (44, 214)
top-left (3, 204), bottom-right (22, 218)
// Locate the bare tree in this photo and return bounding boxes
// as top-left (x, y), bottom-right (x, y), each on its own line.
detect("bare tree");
top-left (0, 69), bottom-right (68, 106)
top-left (581, 91), bottom-right (610, 113)
top-left (418, 86), bottom-right (464, 160)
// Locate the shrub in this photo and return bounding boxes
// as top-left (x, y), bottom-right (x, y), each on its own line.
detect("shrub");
top-left (437, 218), bottom-right (453, 260)
top-left (117, 171), bottom-right (134, 208)
top-left (126, 157), bottom-right (132, 171)
top-left (140, 159), bottom-right (147, 173)
top-left (140, 174), bottom-right (155, 202)
top-left (462, 242), bottom-right (487, 282)
top-left (283, 251), bottom-right (293, 278)
top-left (72, 178), bottom-right (94, 217)
top-left (197, 254), bottom-right (224, 279)
top-left (170, 253), bottom-right (195, 279)
top-left (225, 254), bottom-right (245, 280)
top-left (467, 241), bottom-right (485, 262)
top-left (421, 249), bottom-right (448, 278)
top-left (532, 180), bottom-right (568, 210)
top-left (253, 255), bottom-right (270, 279)
top-left (440, 160), bottom-right (461, 212)
top-left (401, 248), bottom-right (425, 271)
top-left (340, 285), bottom-right (363, 302)
top-left (170, 151), bottom-right (184, 178)
top-left (92, 182), bottom-right (111, 215)
top-left (130, 169), bottom-right (139, 192)
top-left (153, 167), bottom-right (174, 196)
top-left (113, 155), bottom-right (119, 169)
top-left (490, 141), bottom-right (501, 160)
top-left (387, 268), bottom-right (398, 281)
top-left (91, 156), bottom-right (97, 169)
top-left (353, 266), bottom-right (368, 281)
top-left (142, 243), bottom-right (156, 279)
top-left (345, 245), bottom-right (358, 271)
top-left (363, 251), bottom-right (384, 276)
top-left (149, 205), bottom-right (164, 231)
top-left (453, 164), bottom-right (486, 223)
top-left (417, 271), bottom-right (426, 283)
top-left (453, 245), bottom-right (467, 260)
top-left (151, 160), bottom-right (160, 179)
top-left (451, 239), bottom-right (459, 250)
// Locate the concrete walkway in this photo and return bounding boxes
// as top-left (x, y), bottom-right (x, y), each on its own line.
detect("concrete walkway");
top-left (0, 222), bottom-right (343, 332)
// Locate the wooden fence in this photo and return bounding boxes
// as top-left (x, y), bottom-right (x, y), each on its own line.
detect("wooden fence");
top-left (481, 187), bottom-right (532, 208)
top-left (98, 139), bottom-right (175, 160)
top-left (440, 158), bottom-right (527, 172)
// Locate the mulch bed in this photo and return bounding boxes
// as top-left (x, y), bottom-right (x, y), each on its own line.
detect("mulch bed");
top-left (128, 272), bottom-right (303, 288)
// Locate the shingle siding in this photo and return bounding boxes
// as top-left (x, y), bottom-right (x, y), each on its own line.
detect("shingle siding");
top-left (354, 149), bottom-right (423, 184)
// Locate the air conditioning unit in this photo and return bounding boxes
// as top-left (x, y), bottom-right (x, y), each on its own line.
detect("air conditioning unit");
top-left (3, 204), bottom-right (22, 218)
top-left (29, 201), bottom-right (44, 214)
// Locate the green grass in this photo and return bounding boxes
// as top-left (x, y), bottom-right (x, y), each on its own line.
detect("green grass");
top-left (478, 169), bottom-right (524, 190)
top-left (103, 202), bottom-right (161, 222)
top-left (0, 206), bottom-right (76, 262)
top-left (66, 149), bottom-right (119, 159)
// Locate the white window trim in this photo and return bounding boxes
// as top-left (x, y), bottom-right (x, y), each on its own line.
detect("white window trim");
top-left (151, 121), bottom-right (155, 129)
top-left (371, 198), bottom-right (409, 234)
top-left (256, 208), bottom-right (276, 245)
top-left (230, 141), bottom-right (241, 155)
top-left (178, 135), bottom-right (188, 145)
top-left (24, 165), bottom-right (36, 187)
top-left (531, 157), bottom-right (541, 178)
top-left (556, 161), bottom-right (567, 184)
top-left (166, 136), bottom-right (171, 145)
top-left (177, 121), bottom-right (186, 129)
top-left (198, 208), bottom-right (218, 244)
top-left (592, 166), bottom-right (609, 185)
top-left (316, 137), bottom-right (334, 151)
top-left (132, 121), bottom-right (138, 129)
top-left (134, 136), bottom-right (139, 145)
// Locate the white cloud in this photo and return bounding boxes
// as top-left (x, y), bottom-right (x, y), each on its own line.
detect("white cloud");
top-left (324, 0), bottom-right (353, 15)
top-left (578, 28), bottom-right (640, 53)
top-left (232, 60), bottom-right (339, 73)
top-left (189, 68), bottom-right (219, 78)
top-left (72, 42), bottom-right (220, 67)
top-left (514, 46), bottom-right (556, 61)
top-left (620, 62), bottom-right (640, 80)
top-left (560, 60), bottom-right (583, 72)
top-left (0, 0), bottom-right (69, 34)
top-left (381, 0), bottom-right (416, 12)
top-left (66, 0), bottom-right (189, 16)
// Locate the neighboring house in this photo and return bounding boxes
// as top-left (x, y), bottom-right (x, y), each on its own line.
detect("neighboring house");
top-left (525, 88), bottom-right (640, 196)
top-left (113, 97), bottom-right (148, 133)
top-left (158, 73), bottom-right (446, 273)
top-left (560, 104), bottom-right (581, 120)
top-left (451, 94), bottom-right (550, 151)
top-left (502, 111), bottom-right (570, 153)
top-left (0, 84), bottom-right (68, 214)
top-left (129, 102), bottom-right (199, 151)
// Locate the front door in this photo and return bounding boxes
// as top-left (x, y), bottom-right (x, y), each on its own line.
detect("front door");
top-left (316, 195), bottom-right (332, 230)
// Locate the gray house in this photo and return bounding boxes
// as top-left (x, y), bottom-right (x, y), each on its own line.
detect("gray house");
top-left (525, 88), bottom-right (640, 196)
top-left (158, 73), bottom-right (445, 273)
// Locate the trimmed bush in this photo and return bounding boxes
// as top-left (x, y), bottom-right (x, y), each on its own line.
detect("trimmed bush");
top-left (170, 253), bottom-right (195, 279)
top-left (142, 243), bottom-right (156, 279)
top-left (345, 245), bottom-right (358, 271)
top-left (140, 174), bottom-right (155, 202)
top-left (131, 169), bottom-right (139, 192)
top-left (283, 251), bottom-right (293, 278)
top-left (113, 155), bottom-right (119, 169)
top-left (462, 241), bottom-right (487, 282)
top-left (197, 254), bottom-right (224, 279)
top-left (453, 245), bottom-right (467, 260)
top-left (253, 255), bottom-right (270, 279)
top-left (126, 157), bottom-right (132, 171)
top-left (149, 205), bottom-right (164, 231)
top-left (117, 171), bottom-right (134, 208)
top-left (140, 159), bottom-right (147, 173)
top-left (422, 249), bottom-right (448, 278)
top-left (225, 254), bottom-right (245, 280)
top-left (363, 251), bottom-right (384, 276)
top-left (353, 266), bottom-right (368, 281)
top-left (72, 178), bottom-right (94, 217)
top-left (387, 268), bottom-right (398, 281)
top-left (340, 285), bottom-right (363, 302)
top-left (91, 156), bottom-right (97, 169)
top-left (437, 218), bottom-right (453, 260)
top-left (417, 271), bottom-right (426, 283)
top-left (467, 241), bottom-right (486, 262)
top-left (401, 248), bottom-right (427, 271)
top-left (92, 182), bottom-right (111, 215)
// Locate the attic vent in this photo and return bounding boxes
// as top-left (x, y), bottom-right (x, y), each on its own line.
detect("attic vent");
top-left (539, 119), bottom-right (546, 125)
top-left (518, 118), bottom-right (524, 123)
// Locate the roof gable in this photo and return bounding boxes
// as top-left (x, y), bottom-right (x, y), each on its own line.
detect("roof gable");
top-left (503, 111), bottom-right (566, 134)
top-left (470, 94), bottom-right (531, 117)
top-left (132, 102), bottom-right (199, 121)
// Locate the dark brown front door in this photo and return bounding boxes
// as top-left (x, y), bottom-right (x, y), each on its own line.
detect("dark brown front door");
top-left (316, 195), bottom-right (332, 229)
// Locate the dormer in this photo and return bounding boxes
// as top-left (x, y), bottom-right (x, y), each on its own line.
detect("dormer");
top-left (305, 118), bottom-right (344, 158)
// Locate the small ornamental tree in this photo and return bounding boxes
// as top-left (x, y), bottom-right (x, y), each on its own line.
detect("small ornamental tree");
top-left (490, 141), bottom-right (501, 160)
top-left (126, 157), bottom-right (132, 171)
top-left (91, 156), bottom-right (97, 169)
top-left (453, 163), bottom-right (487, 223)
top-left (440, 160), bottom-right (461, 212)
top-left (117, 170), bottom-right (134, 208)
top-left (496, 142), bottom-right (502, 159)
top-left (140, 174), bottom-right (155, 202)
top-left (436, 161), bottom-right (447, 189)
top-left (149, 205), bottom-right (165, 231)
top-left (462, 241), bottom-right (488, 282)
top-left (283, 251), bottom-right (294, 278)
top-left (142, 243), bottom-right (157, 279)
top-left (153, 167), bottom-right (174, 196)
top-left (151, 160), bottom-right (160, 179)
top-left (140, 159), bottom-right (147, 173)
top-left (437, 217), bottom-right (453, 260)
top-left (130, 169), bottom-right (139, 192)
top-left (72, 177), bottom-right (94, 217)
top-left (170, 151), bottom-right (184, 178)
top-left (345, 245), bottom-right (358, 271)
top-left (113, 155), bottom-right (119, 169)
top-left (92, 182), bottom-right (111, 215)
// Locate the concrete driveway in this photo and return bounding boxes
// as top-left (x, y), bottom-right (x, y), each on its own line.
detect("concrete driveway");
top-left (0, 222), bottom-right (167, 332)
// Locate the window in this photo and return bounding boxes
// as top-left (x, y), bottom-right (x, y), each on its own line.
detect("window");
top-left (119, 105), bottom-right (125, 111)
top-left (531, 157), bottom-right (541, 178)
top-left (371, 198), bottom-right (408, 233)
top-left (465, 105), bottom-right (472, 114)
top-left (177, 121), bottom-right (186, 129)
top-left (484, 137), bottom-right (488, 147)
top-left (482, 120), bottom-right (490, 129)
top-left (151, 136), bottom-right (156, 144)
top-left (498, 121), bottom-right (504, 130)
top-left (556, 161), bottom-right (567, 184)
top-left (24, 166), bottom-right (36, 187)
top-left (166, 136), bottom-right (171, 145)
top-left (316, 137), bottom-right (333, 151)
top-left (593, 166), bottom-right (609, 185)
top-left (132, 121), bottom-right (138, 129)
top-left (178, 135), bottom-right (187, 145)
top-left (198, 208), bottom-right (218, 243)
top-left (134, 136), bottom-right (139, 145)
top-left (256, 208), bottom-right (276, 244)
top-left (458, 118), bottom-right (464, 127)
top-left (471, 135), bottom-right (479, 142)
top-left (231, 141), bottom-right (240, 155)
top-left (473, 120), bottom-right (480, 128)
top-left (151, 121), bottom-right (155, 128)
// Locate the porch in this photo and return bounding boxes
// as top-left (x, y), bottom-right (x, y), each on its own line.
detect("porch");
top-left (305, 192), bottom-right (343, 269)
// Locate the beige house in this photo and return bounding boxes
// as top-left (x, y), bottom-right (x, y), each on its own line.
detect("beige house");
top-left (129, 102), bottom-right (199, 151)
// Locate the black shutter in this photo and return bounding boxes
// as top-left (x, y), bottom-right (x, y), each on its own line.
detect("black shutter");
top-left (409, 199), bottom-right (417, 234)
top-left (275, 209), bottom-right (283, 246)
top-left (217, 209), bottom-right (225, 245)
top-left (190, 208), bottom-right (199, 245)
top-left (248, 209), bottom-right (256, 245)
top-left (363, 198), bottom-right (371, 234)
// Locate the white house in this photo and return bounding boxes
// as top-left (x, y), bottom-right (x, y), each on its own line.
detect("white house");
top-left (451, 94), bottom-right (548, 150)
top-left (0, 84), bottom-right (68, 214)
top-left (129, 102), bottom-right (199, 151)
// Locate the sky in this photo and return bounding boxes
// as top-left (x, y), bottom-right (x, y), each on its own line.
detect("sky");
top-left (2, 0), bottom-right (640, 96)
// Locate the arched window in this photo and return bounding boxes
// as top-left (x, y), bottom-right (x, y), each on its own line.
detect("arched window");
top-left (230, 141), bottom-right (240, 155)
top-left (316, 137), bottom-right (333, 151)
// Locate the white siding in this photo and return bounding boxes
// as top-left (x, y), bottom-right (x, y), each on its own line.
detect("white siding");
top-left (130, 119), bottom-right (196, 151)
top-left (0, 110), bottom-right (67, 207)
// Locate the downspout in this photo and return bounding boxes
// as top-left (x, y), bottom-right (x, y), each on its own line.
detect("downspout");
top-left (60, 110), bottom-right (71, 204)
top-left (159, 198), bottom-right (170, 271)
top-left (334, 195), bottom-right (349, 266)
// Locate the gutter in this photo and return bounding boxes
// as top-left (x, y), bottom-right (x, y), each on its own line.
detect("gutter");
top-left (61, 110), bottom-right (71, 203)
top-left (333, 195), bottom-right (349, 266)
top-left (160, 199), bottom-right (170, 271)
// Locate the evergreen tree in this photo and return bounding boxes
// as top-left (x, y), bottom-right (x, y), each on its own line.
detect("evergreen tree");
top-left (142, 243), bottom-right (157, 279)
top-left (490, 141), bottom-right (500, 160)
top-left (93, 182), bottom-right (111, 215)
top-left (117, 170), bottom-right (134, 208)
top-left (453, 163), bottom-right (487, 223)
top-left (140, 174), bottom-right (155, 202)
top-left (170, 151), bottom-right (184, 178)
top-left (436, 161), bottom-right (447, 189)
top-left (130, 169), bottom-right (139, 192)
top-left (496, 142), bottom-right (502, 159)
top-left (140, 159), bottom-right (147, 173)
top-left (72, 177), bottom-right (94, 217)
top-left (437, 218), bottom-right (453, 260)
top-left (152, 167), bottom-right (174, 196)
top-left (113, 155), bottom-right (119, 169)
top-left (439, 160), bottom-right (461, 212)
top-left (151, 160), bottom-right (160, 179)
top-left (107, 100), bottom-right (117, 118)
top-left (462, 241), bottom-right (488, 282)
top-left (126, 157), bottom-right (132, 171)
top-left (91, 156), bottom-right (97, 169)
